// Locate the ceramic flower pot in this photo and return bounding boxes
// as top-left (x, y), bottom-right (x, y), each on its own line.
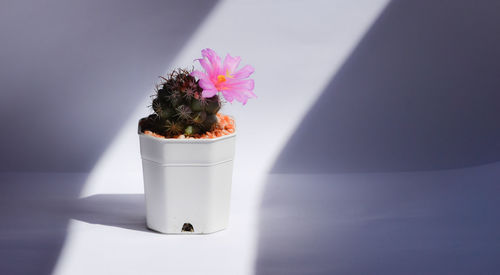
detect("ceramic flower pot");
top-left (138, 121), bottom-right (236, 234)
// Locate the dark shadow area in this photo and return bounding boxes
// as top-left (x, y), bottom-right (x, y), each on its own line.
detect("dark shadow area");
top-left (0, 173), bottom-right (151, 275)
top-left (256, 164), bottom-right (500, 274)
top-left (0, 0), bottom-right (218, 172)
top-left (0, 173), bottom-right (87, 275)
top-left (72, 194), bottom-right (149, 233)
top-left (258, 1), bottom-right (500, 274)
top-left (272, 0), bottom-right (500, 174)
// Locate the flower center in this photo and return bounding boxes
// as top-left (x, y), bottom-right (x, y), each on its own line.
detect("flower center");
top-left (217, 74), bottom-right (227, 83)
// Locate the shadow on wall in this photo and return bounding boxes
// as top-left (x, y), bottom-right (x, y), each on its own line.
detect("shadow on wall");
top-left (0, 0), bottom-right (218, 172)
top-left (272, 0), bottom-right (500, 174)
top-left (256, 1), bottom-right (500, 274)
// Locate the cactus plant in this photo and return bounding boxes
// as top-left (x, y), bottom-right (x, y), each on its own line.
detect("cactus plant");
top-left (138, 48), bottom-right (255, 234)
top-left (140, 69), bottom-right (221, 138)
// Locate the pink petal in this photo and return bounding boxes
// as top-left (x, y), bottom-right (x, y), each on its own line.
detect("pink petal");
top-left (226, 79), bottom-right (254, 90)
top-left (221, 90), bottom-right (234, 102)
top-left (202, 48), bottom-right (222, 75)
top-left (190, 70), bottom-right (208, 80)
top-left (199, 79), bottom-right (216, 90)
top-left (239, 89), bottom-right (257, 98)
top-left (233, 64), bottom-right (254, 79)
top-left (235, 93), bottom-right (247, 104)
top-left (228, 89), bottom-right (243, 102)
top-left (223, 54), bottom-right (241, 74)
top-left (192, 49), bottom-right (256, 105)
top-left (221, 88), bottom-right (254, 105)
top-left (202, 89), bottom-right (217, 98)
top-left (234, 89), bottom-right (257, 104)
top-left (233, 92), bottom-right (249, 105)
top-left (196, 58), bottom-right (214, 78)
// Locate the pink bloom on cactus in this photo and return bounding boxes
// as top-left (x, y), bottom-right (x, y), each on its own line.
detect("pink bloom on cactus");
top-left (191, 48), bottom-right (256, 105)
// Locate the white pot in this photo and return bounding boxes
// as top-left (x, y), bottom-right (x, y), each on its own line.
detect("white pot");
top-left (138, 122), bottom-right (236, 234)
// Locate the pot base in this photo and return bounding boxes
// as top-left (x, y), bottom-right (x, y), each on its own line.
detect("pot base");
top-left (146, 223), bottom-right (227, 235)
top-left (142, 159), bottom-right (233, 234)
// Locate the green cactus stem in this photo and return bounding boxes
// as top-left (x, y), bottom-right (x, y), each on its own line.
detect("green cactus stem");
top-left (141, 68), bottom-right (222, 138)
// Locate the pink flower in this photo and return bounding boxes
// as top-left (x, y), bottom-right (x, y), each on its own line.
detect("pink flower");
top-left (191, 48), bottom-right (256, 105)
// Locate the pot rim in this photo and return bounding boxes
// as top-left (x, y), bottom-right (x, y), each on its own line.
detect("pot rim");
top-left (138, 131), bottom-right (236, 144)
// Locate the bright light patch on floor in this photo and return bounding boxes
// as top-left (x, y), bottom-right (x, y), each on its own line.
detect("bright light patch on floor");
top-left (53, 1), bottom-right (389, 274)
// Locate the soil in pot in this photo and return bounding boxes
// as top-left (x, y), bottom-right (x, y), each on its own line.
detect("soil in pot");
top-left (143, 113), bottom-right (235, 140)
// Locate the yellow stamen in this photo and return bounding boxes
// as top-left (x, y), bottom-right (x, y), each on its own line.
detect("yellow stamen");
top-left (217, 75), bottom-right (227, 82)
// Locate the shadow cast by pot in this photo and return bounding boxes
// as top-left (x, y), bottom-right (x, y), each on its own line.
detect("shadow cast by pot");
top-left (72, 194), bottom-right (151, 233)
top-left (0, 176), bottom-right (156, 275)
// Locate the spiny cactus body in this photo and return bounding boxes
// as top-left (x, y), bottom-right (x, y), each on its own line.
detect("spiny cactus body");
top-left (140, 69), bottom-right (221, 138)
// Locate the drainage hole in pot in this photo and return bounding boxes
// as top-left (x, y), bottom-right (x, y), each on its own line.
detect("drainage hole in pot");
top-left (182, 223), bottom-right (194, 232)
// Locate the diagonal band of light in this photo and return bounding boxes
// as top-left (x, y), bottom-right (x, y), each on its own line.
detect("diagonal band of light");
top-left (53, 1), bottom-right (389, 274)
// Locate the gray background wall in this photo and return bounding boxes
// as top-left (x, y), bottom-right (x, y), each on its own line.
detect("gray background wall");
top-left (0, 0), bottom-right (217, 172)
top-left (3, 0), bottom-right (499, 174)
top-left (273, 0), bottom-right (500, 173)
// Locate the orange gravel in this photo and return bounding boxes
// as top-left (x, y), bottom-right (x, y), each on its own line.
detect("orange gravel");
top-left (144, 114), bottom-right (235, 139)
